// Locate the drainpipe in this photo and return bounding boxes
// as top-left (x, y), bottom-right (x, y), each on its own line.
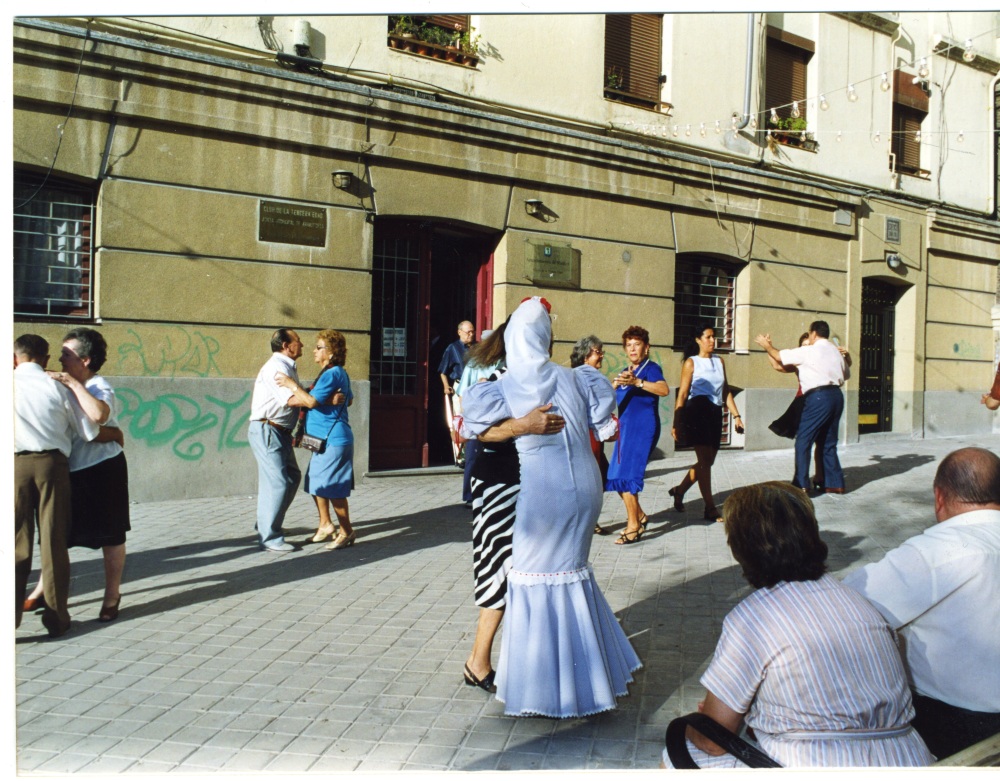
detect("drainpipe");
top-left (989, 71), bottom-right (1000, 218)
top-left (733, 13), bottom-right (756, 130)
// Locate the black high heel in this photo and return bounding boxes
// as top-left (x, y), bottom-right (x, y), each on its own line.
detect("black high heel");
top-left (463, 664), bottom-right (496, 692)
top-left (669, 486), bottom-right (685, 512)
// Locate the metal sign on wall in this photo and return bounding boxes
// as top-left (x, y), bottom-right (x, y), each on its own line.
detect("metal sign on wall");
top-left (526, 240), bottom-right (581, 289)
top-left (885, 216), bottom-right (901, 244)
top-left (259, 200), bottom-right (327, 247)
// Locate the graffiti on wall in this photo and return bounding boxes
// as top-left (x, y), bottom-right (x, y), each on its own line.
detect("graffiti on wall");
top-left (117, 388), bottom-right (250, 461)
top-left (117, 326), bottom-right (223, 378)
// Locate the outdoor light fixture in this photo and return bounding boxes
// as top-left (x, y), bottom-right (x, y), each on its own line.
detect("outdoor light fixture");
top-left (819, 95), bottom-right (829, 111)
top-left (332, 170), bottom-right (353, 189)
top-left (880, 72), bottom-right (891, 92)
top-left (963, 39), bottom-right (975, 62)
top-left (847, 84), bottom-right (859, 102)
top-left (524, 199), bottom-right (543, 216)
top-left (886, 253), bottom-right (903, 270)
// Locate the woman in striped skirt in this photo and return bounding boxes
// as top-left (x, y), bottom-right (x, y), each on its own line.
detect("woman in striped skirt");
top-left (461, 321), bottom-right (566, 691)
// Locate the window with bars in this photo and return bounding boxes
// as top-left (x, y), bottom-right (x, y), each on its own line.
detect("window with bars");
top-left (369, 235), bottom-right (421, 397)
top-left (604, 13), bottom-right (663, 110)
top-left (891, 69), bottom-right (929, 177)
top-left (673, 257), bottom-right (737, 351)
top-left (765, 27), bottom-right (813, 126)
top-left (14, 170), bottom-right (94, 319)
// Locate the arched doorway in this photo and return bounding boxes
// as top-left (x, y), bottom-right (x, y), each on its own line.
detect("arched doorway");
top-left (368, 219), bottom-right (496, 470)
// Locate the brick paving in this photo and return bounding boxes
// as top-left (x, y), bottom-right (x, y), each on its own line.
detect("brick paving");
top-left (11, 433), bottom-right (998, 773)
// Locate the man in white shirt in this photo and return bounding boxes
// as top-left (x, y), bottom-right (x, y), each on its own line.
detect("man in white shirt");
top-left (248, 328), bottom-right (307, 552)
top-left (14, 334), bottom-right (99, 637)
top-left (755, 321), bottom-right (848, 493)
top-left (843, 447), bottom-right (1000, 759)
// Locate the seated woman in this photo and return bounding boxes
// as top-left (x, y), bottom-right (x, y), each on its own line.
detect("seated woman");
top-left (664, 481), bottom-right (933, 768)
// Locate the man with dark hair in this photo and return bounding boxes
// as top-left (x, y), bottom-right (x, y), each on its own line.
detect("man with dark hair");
top-left (248, 328), bottom-right (306, 552)
top-left (844, 447), bottom-right (1000, 759)
top-left (754, 321), bottom-right (849, 493)
top-left (14, 334), bottom-right (99, 637)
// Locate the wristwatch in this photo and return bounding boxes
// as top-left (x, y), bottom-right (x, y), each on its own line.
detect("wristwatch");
top-left (637, 380), bottom-right (644, 389)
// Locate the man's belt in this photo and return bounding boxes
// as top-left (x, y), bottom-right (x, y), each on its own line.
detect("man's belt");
top-left (15, 449), bottom-right (60, 456)
top-left (254, 419), bottom-right (292, 433)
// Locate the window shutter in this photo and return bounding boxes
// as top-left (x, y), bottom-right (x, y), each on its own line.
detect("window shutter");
top-left (604, 14), bottom-right (662, 106)
top-left (422, 15), bottom-right (469, 32)
top-left (892, 106), bottom-right (924, 173)
top-left (766, 38), bottom-right (809, 120)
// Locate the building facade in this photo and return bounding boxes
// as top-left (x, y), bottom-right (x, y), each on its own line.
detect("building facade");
top-left (13, 12), bottom-right (1000, 500)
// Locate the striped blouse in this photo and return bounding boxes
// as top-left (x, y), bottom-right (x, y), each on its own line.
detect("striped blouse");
top-left (689, 574), bottom-right (933, 767)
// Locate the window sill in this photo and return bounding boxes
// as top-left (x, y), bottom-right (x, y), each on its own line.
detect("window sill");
top-left (387, 35), bottom-right (479, 68)
top-left (603, 88), bottom-right (664, 112)
top-left (896, 168), bottom-right (931, 180)
top-left (767, 131), bottom-right (819, 153)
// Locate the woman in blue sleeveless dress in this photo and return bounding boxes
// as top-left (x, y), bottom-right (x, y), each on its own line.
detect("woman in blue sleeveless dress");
top-left (669, 324), bottom-right (744, 521)
top-left (461, 297), bottom-right (640, 718)
top-left (605, 326), bottom-right (670, 544)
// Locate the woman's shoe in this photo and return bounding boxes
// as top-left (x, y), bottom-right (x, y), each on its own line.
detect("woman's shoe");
top-left (325, 530), bottom-right (357, 550)
top-left (704, 507), bottom-right (724, 523)
top-left (638, 513), bottom-right (649, 531)
top-left (669, 486), bottom-right (685, 512)
top-left (615, 527), bottom-right (644, 545)
top-left (594, 524), bottom-right (608, 535)
top-left (99, 597), bottom-right (121, 623)
top-left (463, 663), bottom-right (496, 692)
top-left (311, 525), bottom-right (336, 543)
top-left (23, 594), bottom-right (47, 612)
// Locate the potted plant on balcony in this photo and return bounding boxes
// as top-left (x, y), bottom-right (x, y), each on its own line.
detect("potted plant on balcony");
top-left (456, 29), bottom-right (481, 66)
top-left (605, 66), bottom-right (624, 90)
top-left (388, 16), bottom-right (417, 51)
top-left (767, 116), bottom-right (818, 152)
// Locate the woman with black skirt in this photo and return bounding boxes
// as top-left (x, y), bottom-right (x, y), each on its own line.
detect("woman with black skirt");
top-left (670, 324), bottom-right (744, 522)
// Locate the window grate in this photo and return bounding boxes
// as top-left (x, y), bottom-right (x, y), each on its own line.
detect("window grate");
top-left (370, 236), bottom-right (421, 396)
top-left (14, 171), bottom-right (94, 319)
top-left (674, 259), bottom-right (736, 350)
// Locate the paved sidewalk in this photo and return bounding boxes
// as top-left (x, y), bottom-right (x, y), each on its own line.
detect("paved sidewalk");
top-left (12, 434), bottom-right (998, 774)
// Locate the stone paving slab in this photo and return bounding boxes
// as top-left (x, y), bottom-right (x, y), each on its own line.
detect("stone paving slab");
top-left (9, 433), bottom-right (998, 774)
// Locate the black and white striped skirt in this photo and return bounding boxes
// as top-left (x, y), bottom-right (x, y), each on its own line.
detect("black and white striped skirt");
top-left (471, 477), bottom-right (519, 610)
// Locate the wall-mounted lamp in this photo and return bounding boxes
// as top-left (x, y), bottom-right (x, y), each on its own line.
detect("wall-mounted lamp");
top-left (332, 170), bottom-right (353, 190)
top-left (886, 253), bottom-right (903, 270)
top-left (524, 199), bottom-right (543, 217)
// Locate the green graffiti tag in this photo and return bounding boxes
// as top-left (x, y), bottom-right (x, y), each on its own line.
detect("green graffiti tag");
top-left (117, 326), bottom-right (223, 378)
top-left (117, 389), bottom-right (250, 461)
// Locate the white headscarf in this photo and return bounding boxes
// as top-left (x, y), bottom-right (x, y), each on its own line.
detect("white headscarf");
top-left (503, 297), bottom-right (559, 418)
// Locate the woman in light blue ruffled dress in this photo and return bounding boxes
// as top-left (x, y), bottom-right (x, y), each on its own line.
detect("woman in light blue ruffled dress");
top-left (460, 297), bottom-right (641, 718)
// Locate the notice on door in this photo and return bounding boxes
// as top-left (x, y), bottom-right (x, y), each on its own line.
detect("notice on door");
top-left (259, 200), bottom-right (327, 247)
top-left (382, 327), bottom-right (407, 358)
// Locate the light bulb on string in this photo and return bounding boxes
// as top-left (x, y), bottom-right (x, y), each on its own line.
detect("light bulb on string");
top-left (957, 130), bottom-right (965, 143)
top-left (750, 115), bottom-right (758, 130)
top-left (836, 130), bottom-right (842, 142)
top-left (790, 101), bottom-right (801, 119)
top-left (819, 94), bottom-right (829, 111)
top-left (873, 130), bottom-right (881, 143)
top-left (715, 120), bottom-right (722, 134)
top-left (672, 125), bottom-right (679, 137)
top-left (769, 108), bottom-right (779, 125)
top-left (914, 130), bottom-right (921, 143)
top-left (880, 72), bottom-right (890, 92)
top-left (685, 124), bottom-right (692, 137)
top-left (699, 122), bottom-right (706, 138)
top-left (918, 58), bottom-right (929, 78)
top-left (847, 84), bottom-right (858, 102)
top-left (731, 115), bottom-right (739, 130)
top-left (963, 39), bottom-right (975, 62)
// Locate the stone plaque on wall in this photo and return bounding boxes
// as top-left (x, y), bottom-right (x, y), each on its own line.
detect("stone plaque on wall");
top-left (259, 200), bottom-right (327, 247)
top-left (526, 240), bottom-right (581, 289)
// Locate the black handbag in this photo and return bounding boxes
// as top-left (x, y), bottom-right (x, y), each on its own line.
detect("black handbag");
top-left (665, 712), bottom-right (782, 769)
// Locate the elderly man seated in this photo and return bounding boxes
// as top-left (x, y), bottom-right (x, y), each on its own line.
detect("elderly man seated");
top-left (843, 447), bottom-right (1000, 760)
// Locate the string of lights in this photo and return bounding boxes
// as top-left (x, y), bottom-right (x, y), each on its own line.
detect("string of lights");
top-left (618, 26), bottom-right (999, 145)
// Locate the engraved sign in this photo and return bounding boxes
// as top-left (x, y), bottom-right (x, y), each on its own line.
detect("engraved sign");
top-left (885, 217), bottom-right (901, 244)
top-left (259, 201), bottom-right (327, 247)
top-left (526, 240), bottom-right (581, 289)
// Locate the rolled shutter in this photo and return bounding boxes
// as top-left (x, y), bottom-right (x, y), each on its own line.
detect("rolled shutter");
top-left (605, 14), bottom-right (662, 105)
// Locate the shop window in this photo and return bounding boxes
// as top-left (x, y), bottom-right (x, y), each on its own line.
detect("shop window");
top-left (673, 257), bottom-right (736, 351)
top-left (13, 170), bottom-right (94, 319)
top-left (765, 27), bottom-right (813, 136)
top-left (891, 69), bottom-right (930, 178)
top-left (604, 13), bottom-right (663, 110)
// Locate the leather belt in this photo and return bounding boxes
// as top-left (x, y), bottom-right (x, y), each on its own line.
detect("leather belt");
top-left (254, 419), bottom-right (292, 433)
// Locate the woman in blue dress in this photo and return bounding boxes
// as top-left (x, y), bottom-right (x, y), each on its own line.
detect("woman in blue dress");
top-left (277, 329), bottom-right (356, 550)
top-left (605, 326), bottom-right (670, 544)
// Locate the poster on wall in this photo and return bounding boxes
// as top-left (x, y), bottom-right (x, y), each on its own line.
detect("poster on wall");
top-left (382, 327), bottom-right (407, 357)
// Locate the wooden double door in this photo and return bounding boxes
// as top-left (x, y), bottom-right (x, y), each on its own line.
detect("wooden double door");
top-left (858, 279), bottom-right (901, 434)
top-left (368, 220), bottom-right (495, 470)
